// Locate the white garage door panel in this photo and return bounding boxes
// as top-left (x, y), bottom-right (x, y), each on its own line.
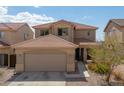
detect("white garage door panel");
top-left (25, 53), bottom-right (66, 71)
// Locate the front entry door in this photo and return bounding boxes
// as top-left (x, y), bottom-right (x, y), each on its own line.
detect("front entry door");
top-left (10, 55), bottom-right (16, 67)
top-left (75, 48), bottom-right (80, 61)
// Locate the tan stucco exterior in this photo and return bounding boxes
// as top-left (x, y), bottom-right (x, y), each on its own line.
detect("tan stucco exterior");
top-left (0, 46), bottom-right (10, 54)
top-left (0, 24), bottom-right (34, 45)
top-left (35, 21), bottom-right (96, 43)
top-left (15, 48), bottom-right (75, 72)
top-left (35, 21), bottom-right (74, 42)
top-left (14, 24), bottom-right (34, 44)
top-left (33, 20), bottom-right (97, 64)
top-left (74, 29), bottom-right (96, 41)
top-left (0, 20), bottom-right (98, 73)
top-left (104, 21), bottom-right (124, 43)
top-left (12, 34), bottom-right (77, 73)
top-left (0, 23), bottom-right (34, 68)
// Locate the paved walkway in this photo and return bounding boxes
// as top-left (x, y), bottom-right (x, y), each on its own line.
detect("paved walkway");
top-left (65, 61), bottom-right (89, 78)
top-left (78, 62), bottom-right (90, 77)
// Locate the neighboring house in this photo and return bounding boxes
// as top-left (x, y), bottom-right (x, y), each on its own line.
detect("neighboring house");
top-left (104, 19), bottom-right (124, 42)
top-left (0, 23), bottom-right (34, 67)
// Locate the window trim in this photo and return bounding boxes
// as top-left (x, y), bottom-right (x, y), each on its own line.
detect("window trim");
top-left (24, 33), bottom-right (29, 40)
top-left (58, 28), bottom-right (68, 36)
top-left (40, 29), bottom-right (49, 36)
top-left (0, 32), bottom-right (4, 39)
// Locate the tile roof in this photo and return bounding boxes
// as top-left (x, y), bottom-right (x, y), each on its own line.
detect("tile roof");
top-left (12, 34), bottom-right (78, 49)
top-left (0, 40), bottom-right (10, 47)
top-left (0, 23), bottom-right (26, 31)
top-left (33, 19), bottom-right (97, 30)
top-left (111, 19), bottom-right (124, 26)
top-left (104, 19), bottom-right (124, 32)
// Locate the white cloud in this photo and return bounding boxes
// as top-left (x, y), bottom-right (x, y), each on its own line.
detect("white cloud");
top-left (0, 7), bottom-right (55, 25)
top-left (0, 7), bottom-right (8, 15)
top-left (82, 16), bottom-right (93, 20)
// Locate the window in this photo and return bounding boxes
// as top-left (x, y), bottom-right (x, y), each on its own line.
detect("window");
top-left (0, 32), bottom-right (4, 39)
top-left (58, 28), bottom-right (68, 36)
top-left (24, 33), bottom-right (29, 40)
top-left (58, 28), bottom-right (62, 36)
top-left (40, 29), bottom-right (49, 36)
top-left (87, 31), bottom-right (90, 36)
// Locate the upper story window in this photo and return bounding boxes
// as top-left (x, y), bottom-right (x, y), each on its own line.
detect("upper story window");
top-left (40, 29), bottom-right (49, 36)
top-left (58, 28), bottom-right (68, 36)
top-left (0, 32), bottom-right (4, 39)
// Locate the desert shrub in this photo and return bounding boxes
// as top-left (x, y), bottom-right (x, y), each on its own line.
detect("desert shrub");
top-left (113, 71), bottom-right (123, 81)
top-left (0, 70), bottom-right (4, 77)
top-left (88, 62), bottom-right (110, 74)
top-left (88, 62), bottom-right (97, 71)
top-left (96, 62), bottom-right (110, 74)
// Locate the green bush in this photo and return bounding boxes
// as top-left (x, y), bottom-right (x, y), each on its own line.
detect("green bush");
top-left (87, 63), bottom-right (97, 71)
top-left (88, 62), bottom-right (110, 74)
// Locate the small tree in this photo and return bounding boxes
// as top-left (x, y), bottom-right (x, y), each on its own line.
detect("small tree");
top-left (89, 35), bottom-right (124, 85)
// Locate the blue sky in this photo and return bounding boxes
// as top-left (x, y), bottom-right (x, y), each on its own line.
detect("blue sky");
top-left (1, 6), bottom-right (124, 41)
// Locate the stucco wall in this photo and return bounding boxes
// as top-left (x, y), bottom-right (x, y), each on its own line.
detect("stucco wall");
top-left (0, 24), bottom-right (34, 45)
top-left (0, 47), bottom-right (11, 54)
top-left (105, 22), bottom-right (123, 42)
top-left (0, 30), bottom-right (15, 44)
top-left (74, 30), bottom-right (96, 41)
top-left (35, 22), bottom-right (74, 42)
top-left (35, 29), bottom-right (41, 38)
top-left (15, 24), bottom-right (34, 44)
top-left (34, 22), bottom-right (97, 43)
top-left (15, 48), bottom-right (75, 72)
top-left (53, 22), bottom-right (74, 42)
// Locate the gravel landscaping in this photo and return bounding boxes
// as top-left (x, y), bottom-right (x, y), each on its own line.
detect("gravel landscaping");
top-left (66, 70), bottom-right (107, 86)
top-left (0, 67), bottom-right (15, 86)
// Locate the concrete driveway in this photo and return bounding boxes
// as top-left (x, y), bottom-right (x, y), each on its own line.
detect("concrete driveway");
top-left (7, 72), bottom-right (66, 86)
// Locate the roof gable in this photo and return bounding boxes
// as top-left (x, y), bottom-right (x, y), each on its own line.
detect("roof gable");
top-left (0, 23), bottom-right (26, 31)
top-left (104, 19), bottom-right (124, 32)
top-left (111, 19), bottom-right (124, 26)
top-left (12, 34), bottom-right (78, 49)
top-left (32, 19), bottom-right (97, 30)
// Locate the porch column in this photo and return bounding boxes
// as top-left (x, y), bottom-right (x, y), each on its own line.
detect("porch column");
top-left (83, 48), bottom-right (87, 62)
top-left (16, 53), bottom-right (24, 72)
top-left (8, 54), bottom-right (10, 68)
top-left (79, 48), bottom-right (81, 61)
top-left (66, 50), bottom-right (75, 72)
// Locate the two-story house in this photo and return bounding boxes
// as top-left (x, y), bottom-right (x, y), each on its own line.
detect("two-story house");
top-left (104, 19), bottom-right (124, 42)
top-left (9, 20), bottom-right (98, 73)
top-left (0, 23), bottom-right (34, 67)
top-left (33, 20), bottom-right (98, 62)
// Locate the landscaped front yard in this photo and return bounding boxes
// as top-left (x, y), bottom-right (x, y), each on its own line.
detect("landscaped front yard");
top-left (1, 63), bottom-right (124, 86)
top-left (0, 67), bottom-right (106, 86)
top-left (66, 64), bottom-right (107, 86)
top-left (0, 67), bottom-right (15, 85)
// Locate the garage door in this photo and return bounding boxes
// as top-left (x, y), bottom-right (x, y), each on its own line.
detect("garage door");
top-left (25, 53), bottom-right (66, 71)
